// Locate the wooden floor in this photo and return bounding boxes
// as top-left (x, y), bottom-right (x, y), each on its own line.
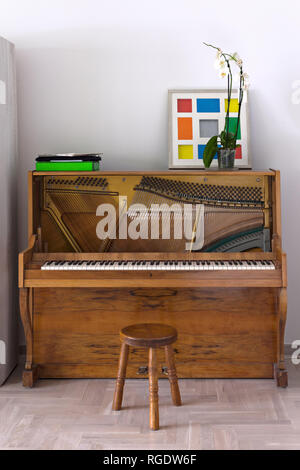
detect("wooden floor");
top-left (0, 362), bottom-right (300, 450)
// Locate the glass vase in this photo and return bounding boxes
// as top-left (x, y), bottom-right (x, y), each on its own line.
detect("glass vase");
top-left (217, 148), bottom-right (235, 169)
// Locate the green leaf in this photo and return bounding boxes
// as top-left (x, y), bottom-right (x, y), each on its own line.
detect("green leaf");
top-left (203, 135), bottom-right (218, 168)
top-left (220, 130), bottom-right (236, 149)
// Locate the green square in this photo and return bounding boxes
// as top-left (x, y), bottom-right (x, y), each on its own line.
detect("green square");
top-left (225, 117), bottom-right (241, 140)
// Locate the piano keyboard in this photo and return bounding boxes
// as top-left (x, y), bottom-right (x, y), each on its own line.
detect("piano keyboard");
top-left (41, 260), bottom-right (276, 271)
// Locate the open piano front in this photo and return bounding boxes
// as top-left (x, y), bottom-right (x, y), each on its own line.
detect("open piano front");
top-left (19, 170), bottom-right (288, 387)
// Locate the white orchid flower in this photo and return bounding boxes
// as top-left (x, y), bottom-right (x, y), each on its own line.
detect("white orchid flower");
top-left (219, 66), bottom-right (228, 78)
top-left (231, 52), bottom-right (243, 67)
top-left (242, 72), bottom-right (250, 89)
top-left (216, 49), bottom-right (223, 59)
top-left (214, 56), bottom-right (226, 70)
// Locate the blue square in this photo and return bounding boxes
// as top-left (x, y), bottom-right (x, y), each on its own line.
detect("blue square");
top-left (197, 98), bottom-right (220, 113)
top-left (198, 144), bottom-right (219, 160)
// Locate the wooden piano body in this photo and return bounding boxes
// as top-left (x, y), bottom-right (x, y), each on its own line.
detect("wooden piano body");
top-left (19, 170), bottom-right (288, 387)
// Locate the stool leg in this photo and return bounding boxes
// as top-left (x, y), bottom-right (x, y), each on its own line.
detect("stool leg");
top-left (165, 344), bottom-right (182, 406)
top-left (148, 347), bottom-right (159, 431)
top-left (112, 342), bottom-right (129, 411)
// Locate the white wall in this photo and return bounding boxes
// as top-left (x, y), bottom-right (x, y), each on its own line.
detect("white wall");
top-left (0, 0), bottom-right (299, 342)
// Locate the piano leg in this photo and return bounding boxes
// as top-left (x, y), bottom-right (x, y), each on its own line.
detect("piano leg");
top-left (274, 287), bottom-right (288, 388)
top-left (19, 287), bottom-right (39, 388)
top-left (23, 366), bottom-right (39, 388)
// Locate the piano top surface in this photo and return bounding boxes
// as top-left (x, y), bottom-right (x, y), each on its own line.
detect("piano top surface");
top-left (32, 169), bottom-right (277, 176)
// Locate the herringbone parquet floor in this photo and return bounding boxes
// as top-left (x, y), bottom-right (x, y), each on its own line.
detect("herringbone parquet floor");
top-left (0, 362), bottom-right (299, 450)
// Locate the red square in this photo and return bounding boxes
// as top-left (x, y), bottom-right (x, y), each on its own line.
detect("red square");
top-left (235, 146), bottom-right (242, 159)
top-left (177, 99), bottom-right (192, 113)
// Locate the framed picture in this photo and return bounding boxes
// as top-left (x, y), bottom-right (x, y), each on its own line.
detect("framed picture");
top-left (168, 89), bottom-right (250, 169)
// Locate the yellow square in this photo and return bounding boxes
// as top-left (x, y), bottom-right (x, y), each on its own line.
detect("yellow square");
top-left (225, 98), bottom-right (239, 113)
top-left (178, 145), bottom-right (193, 159)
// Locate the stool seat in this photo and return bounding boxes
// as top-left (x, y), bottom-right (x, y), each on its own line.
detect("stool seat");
top-left (113, 322), bottom-right (182, 430)
top-left (120, 323), bottom-right (177, 348)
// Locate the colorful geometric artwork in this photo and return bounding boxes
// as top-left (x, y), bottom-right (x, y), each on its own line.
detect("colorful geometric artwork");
top-left (178, 117), bottom-right (193, 140)
top-left (177, 98), bottom-right (192, 112)
top-left (178, 144), bottom-right (193, 159)
top-left (225, 98), bottom-right (239, 113)
top-left (235, 145), bottom-right (242, 159)
top-left (225, 117), bottom-right (241, 140)
top-left (198, 144), bottom-right (219, 160)
top-left (168, 89), bottom-right (250, 168)
top-left (197, 98), bottom-right (220, 113)
top-left (199, 119), bottom-right (219, 138)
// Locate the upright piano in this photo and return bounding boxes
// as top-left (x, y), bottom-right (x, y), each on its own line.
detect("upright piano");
top-left (19, 170), bottom-right (287, 387)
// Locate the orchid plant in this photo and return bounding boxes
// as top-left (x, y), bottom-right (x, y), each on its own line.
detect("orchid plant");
top-left (203, 43), bottom-right (250, 168)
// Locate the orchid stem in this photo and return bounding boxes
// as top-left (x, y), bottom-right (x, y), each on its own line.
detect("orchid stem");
top-left (203, 42), bottom-right (246, 150)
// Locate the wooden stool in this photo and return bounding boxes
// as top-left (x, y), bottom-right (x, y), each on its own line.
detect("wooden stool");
top-left (112, 323), bottom-right (182, 430)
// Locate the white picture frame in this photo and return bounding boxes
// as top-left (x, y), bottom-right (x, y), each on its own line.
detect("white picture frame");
top-left (168, 89), bottom-right (251, 169)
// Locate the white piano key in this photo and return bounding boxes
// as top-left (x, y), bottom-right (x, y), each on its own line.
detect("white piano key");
top-left (40, 260), bottom-right (276, 272)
